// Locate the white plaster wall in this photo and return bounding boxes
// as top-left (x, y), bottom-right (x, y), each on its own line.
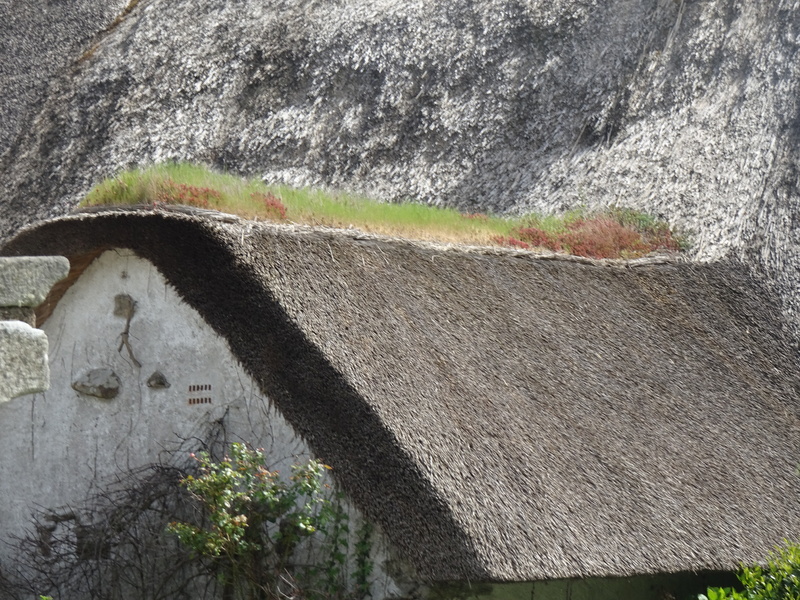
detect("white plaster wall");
top-left (0, 249), bottom-right (402, 599)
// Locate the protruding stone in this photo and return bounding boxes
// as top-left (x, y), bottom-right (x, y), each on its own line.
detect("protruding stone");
top-left (0, 256), bottom-right (69, 307)
top-left (0, 321), bottom-right (49, 404)
top-left (72, 368), bottom-right (121, 399)
top-left (146, 371), bottom-right (170, 389)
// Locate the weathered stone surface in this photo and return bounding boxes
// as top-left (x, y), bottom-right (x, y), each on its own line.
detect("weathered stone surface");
top-left (146, 370), bottom-right (169, 389)
top-left (2, 1), bottom-right (800, 335)
top-left (71, 368), bottom-right (121, 399)
top-left (0, 0), bottom-right (129, 153)
top-left (0, 256), bottom-right (70, 307)
top-left (0, 320), bottom-right (49, 404)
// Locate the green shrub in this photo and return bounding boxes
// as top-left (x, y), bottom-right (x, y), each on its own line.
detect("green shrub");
top-left (168, 443), bottom-right (372, 600)
top-left (700, 543), bottom-right (800, 600)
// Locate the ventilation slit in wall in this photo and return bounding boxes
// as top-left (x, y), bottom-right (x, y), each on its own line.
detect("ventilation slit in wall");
top-left (188, 397), bottom-right (212, 406)
top-left (187, 384), bottom-right (213, 405)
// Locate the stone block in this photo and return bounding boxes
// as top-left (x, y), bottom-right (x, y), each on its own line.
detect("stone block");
top-left (0, 320), bottom-right (49, 404)
top-left (146, 370), bottom-right (170, 389)
top-left (0, 256), bottom-right (69, 307)
top-left (72, 368), bottom-right (121, 399)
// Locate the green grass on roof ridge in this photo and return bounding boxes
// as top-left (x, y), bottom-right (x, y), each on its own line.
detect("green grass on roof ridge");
top-left (80, 162), bottom-right (688, 259)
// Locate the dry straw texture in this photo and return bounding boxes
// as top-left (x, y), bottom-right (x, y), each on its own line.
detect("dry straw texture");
top-left (5, 207), bottom-right (800, 582)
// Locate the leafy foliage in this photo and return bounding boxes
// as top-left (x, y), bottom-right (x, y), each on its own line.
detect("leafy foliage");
top-left (7, 443), bottom-right (373, 600)
top-left (169, 445), bottom-right (328, 560)
top-left (168, 444), bottom-right (371, 600)
top-left (700, 543), bottom-right (800, 600)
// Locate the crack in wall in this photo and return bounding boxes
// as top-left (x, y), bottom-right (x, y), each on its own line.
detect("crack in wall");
top-left (114, 294), bottom-right (141, 368)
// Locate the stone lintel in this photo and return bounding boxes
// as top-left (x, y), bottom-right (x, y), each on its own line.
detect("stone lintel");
top-left (0, 256), bottom-right (70, 308)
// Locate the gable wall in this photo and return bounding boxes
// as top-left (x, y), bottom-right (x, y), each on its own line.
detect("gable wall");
top-left (0, 249), bottom-right (403, 598)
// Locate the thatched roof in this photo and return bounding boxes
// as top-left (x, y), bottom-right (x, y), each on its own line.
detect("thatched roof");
top-left (4, 208), bottom-right (800, 582)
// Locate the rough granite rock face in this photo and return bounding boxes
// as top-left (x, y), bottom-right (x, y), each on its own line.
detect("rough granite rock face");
top-left (2, 0), bottom-right (800, 334)
top-left (0, 0), bottom-right (129, 153)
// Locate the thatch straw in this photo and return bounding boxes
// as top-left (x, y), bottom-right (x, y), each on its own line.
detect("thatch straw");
top-left (5, 207), bottom-right (800, 582)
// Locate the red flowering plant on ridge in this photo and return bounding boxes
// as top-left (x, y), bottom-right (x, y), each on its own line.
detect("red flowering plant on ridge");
top-left (251, 192), bottom-right (288, 221)
top-left (494, 208), bottom-right (684, 259)
top-left (153, 178), bottom-right (223, 210)
top-left (560, 217), bottom-right (648, 259)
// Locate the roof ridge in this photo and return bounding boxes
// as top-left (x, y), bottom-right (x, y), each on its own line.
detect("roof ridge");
top-left (68, 205), bottom-right (688, 268)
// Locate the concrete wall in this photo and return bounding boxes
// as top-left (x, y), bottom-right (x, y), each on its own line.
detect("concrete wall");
top-left (0, 250), bottom-right (402, 598)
